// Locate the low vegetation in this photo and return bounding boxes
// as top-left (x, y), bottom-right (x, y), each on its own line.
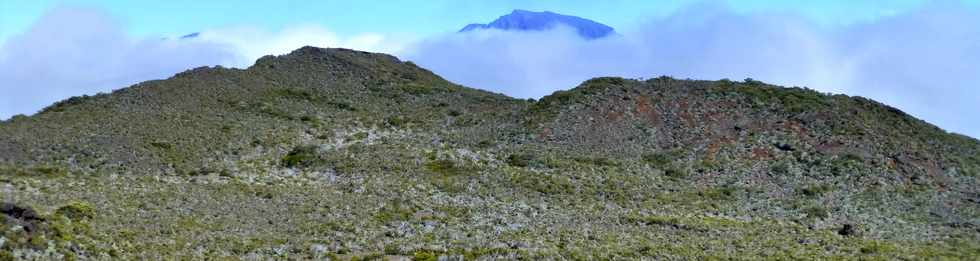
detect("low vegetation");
top-left (0, 47), bottom-right (977, 259)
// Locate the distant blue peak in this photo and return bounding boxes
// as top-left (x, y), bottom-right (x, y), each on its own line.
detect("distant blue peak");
top-left (459, 9), bottom-right (615, 39)
top-left (180, 32), bottom-right (200, 39)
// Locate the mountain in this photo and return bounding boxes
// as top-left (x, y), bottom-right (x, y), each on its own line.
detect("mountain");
top-left (459, 9), bottom-right (615, 39)
top-left (2, 47), bottom-right (978, 259)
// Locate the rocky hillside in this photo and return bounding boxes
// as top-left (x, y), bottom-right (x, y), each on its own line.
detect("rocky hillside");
top-left (1, 47), bottom-right (978, 260)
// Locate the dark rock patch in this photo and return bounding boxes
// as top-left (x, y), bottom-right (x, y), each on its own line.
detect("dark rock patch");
top-left (838, 224), bottom-right (857, 236)
top-left (1, 202), bottom-right (43, 233)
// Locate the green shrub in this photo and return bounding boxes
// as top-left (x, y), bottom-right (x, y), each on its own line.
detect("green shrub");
top-left (770, 160), bottom-right (791, 175)
top-left (399, 83), bottom-right (439, 95)
top-left (412, 250), bottom-right (439, 261)
top-left (511, 172), bottom-right (574, 195)
top-left (802, 205), bottom-right (829, 219)
top-left (476, 140), bottom-right (494, 148)
top-left (375, 201), bottom-right (416, 223)
top-left (281, 145), bottom-right (318, 168)
top-left (149, 141), bottom-right (173, 150)
top-left (506, 153), bottom-right (534, 167)
top-left (716, 82), bottom-right (829, 113)
top-left (425, 159), bottom-right (461, 176)
top-left (632, 215), bottom-right (682, 227)
top-left (268, 88), bottom-right (314, 101)
top-left (327, 101), bottom-right (356, 111)
top-left (32, 165), bottom-right (68, 176)
top-left (300, 115), bottom-right (318, 124)
top-left (829, 153), bottom-right (864, 176)
top-left (664, 167), bottom-right (688, 179)
top-left (642, 150), bottom-right (684, 168)
top-left (55, 201), bottom-right (96, 220)
top-left (386, 116), bottom-right (407, 127)
top-left (40, 95), bottom-right (95, 114)
top-left (701, 186), bottom-right (738, 200)
top-left (860, 241), bottom-right (897, 255)
top-left (0, 165), bottom-right (68, 176)
top-left (350, 132), bottom-right (369, 141)
top-left (573, 156), bottom-right (619, 167)
top-left (800, 184), bottom-right (832, 197)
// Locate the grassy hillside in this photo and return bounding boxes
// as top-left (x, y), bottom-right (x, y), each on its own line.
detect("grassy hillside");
top-left (1, 47), bottom-right (978, 260)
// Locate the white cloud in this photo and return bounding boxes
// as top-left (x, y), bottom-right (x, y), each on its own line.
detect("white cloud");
top-left (0, 7), bottom-right (238, 119)
top-left (198, 25), bottom-right (410, 67)
top-left (403, 2), bottom-right (980, 138)
top-left (0, 7), bottom-right (412, 120)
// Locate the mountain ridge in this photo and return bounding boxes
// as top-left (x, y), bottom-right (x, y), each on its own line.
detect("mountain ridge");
top-left (459, 9), bottom-right (616, 39)
top-left (2, 46), bottom-right (978, 259)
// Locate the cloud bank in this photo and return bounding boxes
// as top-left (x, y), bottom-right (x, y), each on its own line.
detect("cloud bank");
top-left (0, 7), bottom-right (238, 119)
top-left (0, 7), bottom-right (404, 120)
top-left (403, 2), bottom-right (980, 138)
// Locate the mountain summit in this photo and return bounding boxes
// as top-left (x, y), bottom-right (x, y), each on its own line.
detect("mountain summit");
top-left (459, 9), bottom-right (615, 39)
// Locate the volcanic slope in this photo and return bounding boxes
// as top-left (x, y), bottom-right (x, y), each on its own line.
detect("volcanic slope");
top-left (1, 47), bottom-right (978, 260)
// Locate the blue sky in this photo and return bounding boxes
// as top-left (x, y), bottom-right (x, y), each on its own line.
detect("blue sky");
top-left (1, 0), bottom-right (979, 138)
top-left (1, 0), bottom-right (958, 40)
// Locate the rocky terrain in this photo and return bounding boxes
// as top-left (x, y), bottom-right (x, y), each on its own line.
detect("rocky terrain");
top-left (1, 46), bottom-right (978, 260)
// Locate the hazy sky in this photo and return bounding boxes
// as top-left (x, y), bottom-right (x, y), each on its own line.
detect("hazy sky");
top-left (1, 0), bottom-right (978, 138)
